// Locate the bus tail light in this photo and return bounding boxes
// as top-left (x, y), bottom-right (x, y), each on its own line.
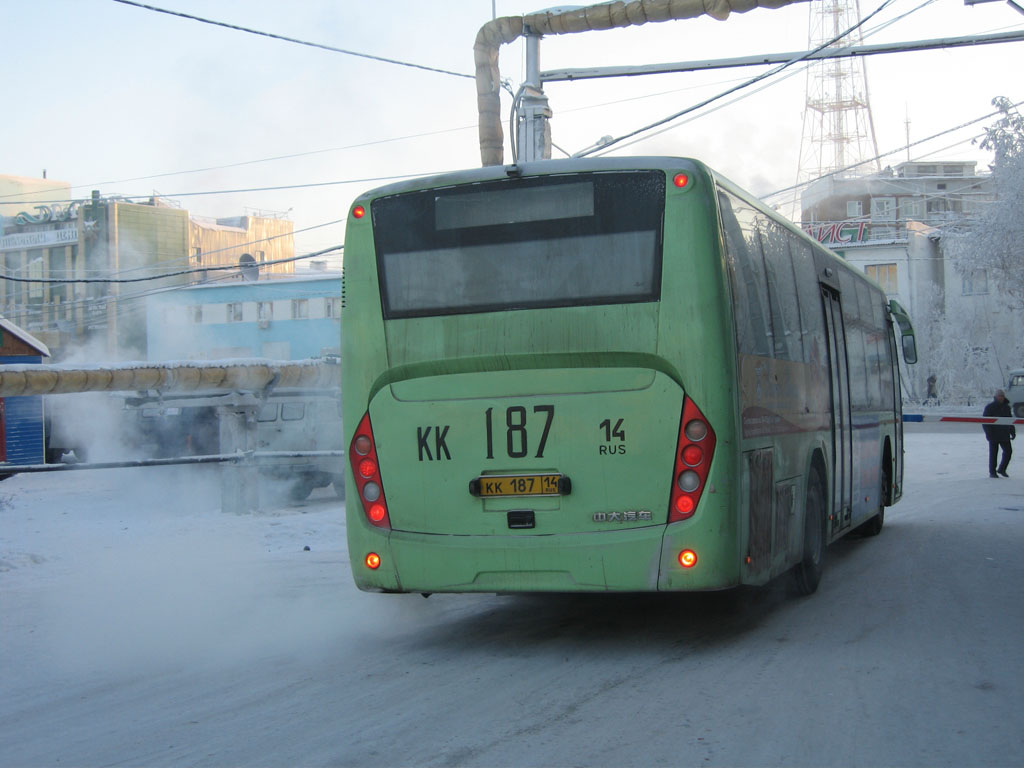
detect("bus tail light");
top-left (669, 397), bottom-right (716, 523)
top-left (350, 411), bottom-right (391, 529)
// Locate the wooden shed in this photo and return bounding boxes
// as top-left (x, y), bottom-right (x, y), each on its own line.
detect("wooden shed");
top-left (0, 317), bottom-right (50, 468)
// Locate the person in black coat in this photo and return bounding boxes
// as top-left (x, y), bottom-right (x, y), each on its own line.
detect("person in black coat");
top-left (983, 389), bottom-right (1015, 477)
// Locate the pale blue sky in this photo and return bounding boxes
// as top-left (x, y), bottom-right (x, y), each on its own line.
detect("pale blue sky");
top-left (4, 0), bottom-right (1022, 256)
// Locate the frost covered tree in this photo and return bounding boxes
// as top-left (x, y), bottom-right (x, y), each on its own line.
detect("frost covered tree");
top-left (914, 282), bottom-right (1008, 405)
top-left (947, 97), bottom-right (1024, 310)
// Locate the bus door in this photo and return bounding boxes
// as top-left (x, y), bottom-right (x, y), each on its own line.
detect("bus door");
top-left (822, 286), bottom-right (853, 535)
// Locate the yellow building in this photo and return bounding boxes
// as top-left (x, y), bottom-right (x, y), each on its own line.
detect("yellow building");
top-left (0, 179), bottom-right (295, 359)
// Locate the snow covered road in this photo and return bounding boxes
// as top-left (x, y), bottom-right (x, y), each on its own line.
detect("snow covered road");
top-left (2, 430), bottom-right (1023, 767)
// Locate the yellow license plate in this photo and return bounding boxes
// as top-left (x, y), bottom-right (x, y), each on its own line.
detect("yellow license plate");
top-left (469, 473), bottom-right (568, 498)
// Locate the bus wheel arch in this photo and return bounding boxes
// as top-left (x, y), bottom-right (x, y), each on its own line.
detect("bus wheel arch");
top-left (792, 452), bottom-right (827, 596)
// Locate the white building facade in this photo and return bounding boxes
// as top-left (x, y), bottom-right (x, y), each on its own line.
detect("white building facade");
top-left (801, 161), bottom-right (1015, 403)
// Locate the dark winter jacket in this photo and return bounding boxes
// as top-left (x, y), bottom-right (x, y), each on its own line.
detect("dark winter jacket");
top-left (983, 398), bottom-right (1016, 442)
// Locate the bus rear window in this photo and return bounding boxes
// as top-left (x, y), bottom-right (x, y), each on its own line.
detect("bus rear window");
top-left (372, 171), bottom-right (665, 319)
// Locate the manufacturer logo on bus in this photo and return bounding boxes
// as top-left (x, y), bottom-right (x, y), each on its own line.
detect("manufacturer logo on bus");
top-left (593, 510), bottom-right (653, 523)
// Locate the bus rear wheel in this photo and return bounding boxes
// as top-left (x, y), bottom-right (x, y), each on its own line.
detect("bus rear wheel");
top-left (792, 470), bottom-right (826, 596)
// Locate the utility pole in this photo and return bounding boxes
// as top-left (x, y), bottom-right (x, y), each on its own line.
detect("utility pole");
top-left (516, 27), bottom-right (552, 163)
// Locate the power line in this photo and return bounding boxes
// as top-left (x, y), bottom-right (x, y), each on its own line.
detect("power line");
top-left (0, 244), bottom-right (343, 286)
top-left (1, 216), bottom-right (345, 281)
top-left (759, 98), bottom-right (1024, 202)
top-left (111, 0), bottom-right (474, 80)
top-left (0, 127), bottom-right (478, 202)
top-left (576, 0), bottom-right (899, 158)
top-left (1, 171), bottom-right (446, 206)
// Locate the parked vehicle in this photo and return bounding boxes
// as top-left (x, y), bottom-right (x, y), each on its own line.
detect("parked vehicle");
top-left (1006, 368), bottom-right (1024, 417)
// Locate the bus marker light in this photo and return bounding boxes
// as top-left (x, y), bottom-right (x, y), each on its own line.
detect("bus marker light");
top-left (679, 550), bottom-right (698, 568)
top-left (682, 445), bottom-right (703, 466)
top-left (678, 470), bottom-right (700, 493)
top-left (366, 552), bottom-right (381, 569)
top-left (353, 205), bottom-right (366, 219)
top-left (354, 435), bottom-right (372, 455)
top-left (673, 173), bottom-right (690, 188)
top-left (358, 458), bottom-right (377, 478)
top-left (362, 481), bottom-right (381, 502)
top-left (369, 503), bottom-right (386, 522)
top-left (685, 419), bottom-right (708, 441)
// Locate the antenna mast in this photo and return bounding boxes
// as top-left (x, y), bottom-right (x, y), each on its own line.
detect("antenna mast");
top-left (797, 0), bottom-right (882, 184)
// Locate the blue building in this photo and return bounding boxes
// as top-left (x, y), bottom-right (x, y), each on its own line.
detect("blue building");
top-left (142, 273), bottom-right (345, 499)
top-left (146, 273), bottom-right (342, 362)
top-left (0, 317), bottom-right (50, 468)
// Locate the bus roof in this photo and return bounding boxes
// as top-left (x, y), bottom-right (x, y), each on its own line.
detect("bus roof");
top-left (352, 156), bottom-right (711, 200)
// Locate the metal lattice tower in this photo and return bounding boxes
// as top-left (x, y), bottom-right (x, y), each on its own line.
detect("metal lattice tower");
top-left (797, 0), bottom-right (882, 184)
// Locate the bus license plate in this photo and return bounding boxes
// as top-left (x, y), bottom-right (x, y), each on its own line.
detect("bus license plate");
top-left (469, 474), bottom-right (569, 498)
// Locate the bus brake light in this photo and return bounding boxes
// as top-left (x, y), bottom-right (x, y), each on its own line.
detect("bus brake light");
top-left (669, 397), bottom-right (716, 523)
top-left (350, 412), bottom-right (391, 529)
top-left (673, 173), bottom-right (690, 188)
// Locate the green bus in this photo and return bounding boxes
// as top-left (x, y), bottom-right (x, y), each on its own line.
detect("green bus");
top-left (341, 157), bottom-right (917, 595)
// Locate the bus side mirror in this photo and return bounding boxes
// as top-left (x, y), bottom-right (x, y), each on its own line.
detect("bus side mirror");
top-left (902, 334), bottom-right (918, 365)
top-left (888, 299), bottom-right (918, 365)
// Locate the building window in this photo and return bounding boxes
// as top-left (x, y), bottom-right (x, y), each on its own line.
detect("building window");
top-left (227, 302), bottom-right (243, 322)
top-left (870, 197), bottom-right (896, 221)
top-left (900, 197), bottom-right (925, 220)
top-left (255, 250), bottom-right (266, 263)
top-left (846, 200), bottom-right (863, 218)
top-left (191, 247), bottom-right (202, 265)
top-left (28, 251), bottom-right (44, 301)
top-left (190, 305), bottom-right (202, 323)
top-left (963, 269), bottom-right (989, 296)
top-left (257, 301), bottom-right (273, 321)
top-left (292, 299), bottom-right (309, 319)
top-left (865, 263), bottom-right (898, 295)
top-left (325, 297), bottom-right (341, 318)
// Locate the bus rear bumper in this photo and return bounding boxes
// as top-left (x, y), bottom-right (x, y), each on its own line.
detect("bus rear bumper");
top-left (348, 524), bottom-right (739, 593)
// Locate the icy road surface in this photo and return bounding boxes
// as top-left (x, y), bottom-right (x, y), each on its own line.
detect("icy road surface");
top-left (2, 429), bottom-right (1023, 767)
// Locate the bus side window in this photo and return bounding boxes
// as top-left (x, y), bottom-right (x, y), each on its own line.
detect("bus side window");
top-left (719, 191), bottom-right (772, 357)
top-left (839, 271), bottom-right (870, 410)
top-left (858, 281), bottom-right (885, 409)
top-left (257, 404), bottom-right (278, 422)
top-left (281, 402), bottom-right (306, 421)
top-left (789, 238), bottom-right (825, 366)
top-left (758, 220), bottom-right (803, 362)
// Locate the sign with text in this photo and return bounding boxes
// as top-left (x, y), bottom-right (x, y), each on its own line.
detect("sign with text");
top-left (803, 221), bottom-right (868, 245)
top-left (0, 227), bottom-right (78, 252)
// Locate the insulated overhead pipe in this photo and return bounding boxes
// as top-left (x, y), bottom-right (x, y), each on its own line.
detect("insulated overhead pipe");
top-left (0, 360), bottom-right (340, 397)
top-left (474, 0), bottom-right (806, 166)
